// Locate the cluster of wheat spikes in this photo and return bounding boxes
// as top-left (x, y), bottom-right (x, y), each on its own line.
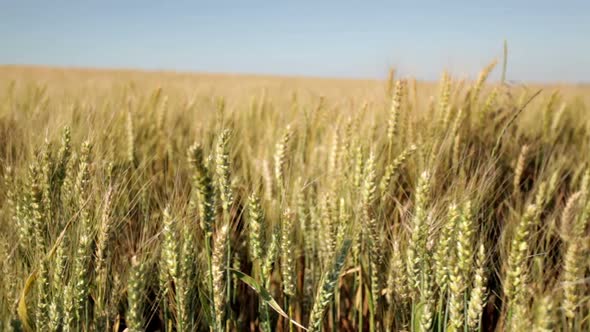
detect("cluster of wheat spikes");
top-left (0, 64), bottom-right (590, 332)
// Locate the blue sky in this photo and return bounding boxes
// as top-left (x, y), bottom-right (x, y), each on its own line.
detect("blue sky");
top-left (1, 1), bottom-right (589, 82)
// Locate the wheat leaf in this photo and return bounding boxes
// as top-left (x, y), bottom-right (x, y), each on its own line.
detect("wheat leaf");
top-left (230, 268), bottom-right (308, 331)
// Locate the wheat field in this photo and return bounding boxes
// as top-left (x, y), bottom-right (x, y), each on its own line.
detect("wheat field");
top-left (1, 64), bottom-right (589, 331)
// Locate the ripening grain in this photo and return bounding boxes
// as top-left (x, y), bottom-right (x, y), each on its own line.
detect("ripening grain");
top-left (0, 65), bottom-right (589, 331)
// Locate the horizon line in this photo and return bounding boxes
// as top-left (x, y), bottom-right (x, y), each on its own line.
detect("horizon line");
top-left (1, 63), bottom-right (589, 86)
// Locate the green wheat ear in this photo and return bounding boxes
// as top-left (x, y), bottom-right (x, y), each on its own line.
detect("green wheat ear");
top-left (216, 129), bottom-right (233, 215)
top-left (438, 71), bottom-right (452, 130)
top-left (247, 193), bottom-right (265, 263)
top-left (161, 205), bottom-right (179, 287)
top-left (281, 207), bottom-right (296, 297)
top-left (533, 295), bottom-right (555, 332)
top-left (407, 171), bottom-right (431, 297)
top-left (127, 255), bottom-right (146, 332)
top-left (95, 187), bottom-right (114, 278)
top-left (504, 204), bottom-right (538, 323)
top-left (274, 124), bottom-right (292, 189)
top-left (472, 60), bottom-right (497, 105)
top-left (212, 224), bottom-right (229, 331)
top-left (467, 243), bottom-right (487, 331)
top-left (379, 144), bottom-right (417, 196)
top-left (387, 79), bottom-right (405, 147)
top-left (562, 197), bottom-right (590, 320)
top-left (188, 142), bottom-right (215, 236)
top-left (513, 144), bottom-right (529, 195)
top-left (308, 239), bottom-right (352, 332)
top-left (64, 141), bottom-right (94, 330)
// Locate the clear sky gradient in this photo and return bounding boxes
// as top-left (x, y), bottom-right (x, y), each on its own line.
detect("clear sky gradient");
top-left (1, 1), bottom-right (588, 82)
